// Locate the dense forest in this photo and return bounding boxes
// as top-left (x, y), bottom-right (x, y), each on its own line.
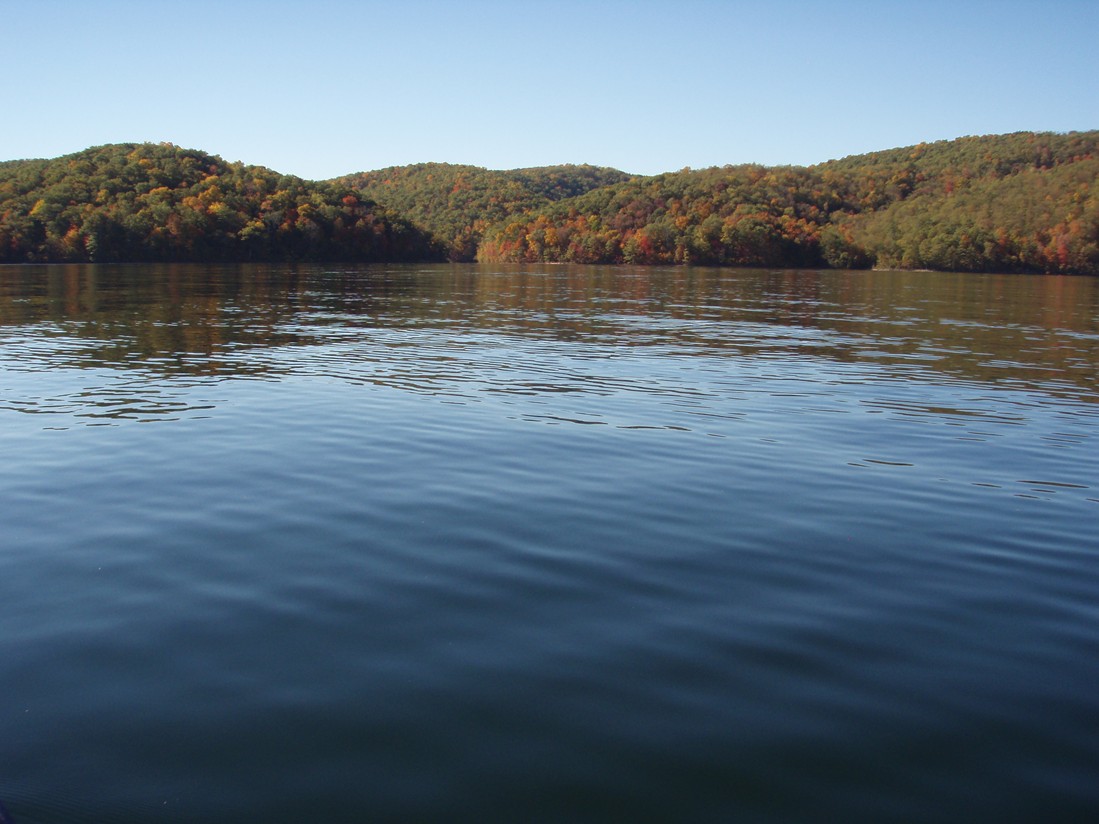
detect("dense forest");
top-left (0, 143), bottom-right (442, 263)
top-left (335, 163), bottom-right (632, 261)
top-left (475, 132), bottom-right (1099, 274)
top-left (2, 132), bottom-right (1097, 273)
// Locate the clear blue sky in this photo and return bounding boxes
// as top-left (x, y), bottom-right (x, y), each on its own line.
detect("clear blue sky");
top-left (2, 0), bottom-right (1096, 178)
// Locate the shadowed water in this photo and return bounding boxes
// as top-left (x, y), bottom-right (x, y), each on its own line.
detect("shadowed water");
top-left (1, 263), bottom-right (1097, 822)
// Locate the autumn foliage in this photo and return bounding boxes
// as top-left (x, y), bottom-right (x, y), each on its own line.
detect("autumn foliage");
top-left (0, 143), bottom-right (442, 263)
top-left (335, 163), bottom-right (631, 261)
top-left (474, 132), bottom-right (1099, 274)
top-left (2, 133), bottom-right (1097, 273)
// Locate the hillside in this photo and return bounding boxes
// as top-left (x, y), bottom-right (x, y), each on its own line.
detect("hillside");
top-left (476, 131), bottom-right (1099, 274)
top-left (335, 163), bottom-right (632, 260)
top-left (2, 133), bottom-right (1096, 272)
top-left (0, 143), bottom-right (442, 263)
top-left (827, 133), bottom-right (1099, 272)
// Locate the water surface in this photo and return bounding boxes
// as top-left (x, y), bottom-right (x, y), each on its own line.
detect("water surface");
top-left (1, 263), bottom-right (1097, 822)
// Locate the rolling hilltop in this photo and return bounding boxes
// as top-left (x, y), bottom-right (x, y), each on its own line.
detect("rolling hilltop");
top-left (473, 132), bottom-right (1099, 274)
top-left (2, 132), bottom-right (1097, 273)
top-left (335, 163), bottom-right (632, 261)
top-left (0, 143), bottom-right (442, 263)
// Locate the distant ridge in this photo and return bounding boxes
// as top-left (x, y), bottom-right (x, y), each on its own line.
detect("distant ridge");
top-left (0, 143), bottom-right (442, 264)
top-left (471, 131), bottom-right (1099, 274)
top-left (2, 132), bottom-right (1097, 273)
top-left (333, 163), bottom-right (633, 261)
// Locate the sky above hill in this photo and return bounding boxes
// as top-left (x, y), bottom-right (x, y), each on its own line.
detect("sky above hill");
top-left (3, 0), bottom-right (1096, 178)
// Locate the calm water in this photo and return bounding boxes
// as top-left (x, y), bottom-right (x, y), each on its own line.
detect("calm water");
top-left (1, 263), bottom-right (1097, 822)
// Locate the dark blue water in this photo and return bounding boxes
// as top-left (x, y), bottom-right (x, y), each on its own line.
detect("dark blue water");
top-left (1, 264), bottom-right (1097, 822)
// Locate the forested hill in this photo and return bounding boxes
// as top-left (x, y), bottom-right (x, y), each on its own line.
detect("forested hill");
top-left (335, 163), bottom-right (633, 261)
top-left (0, 143), bottom-right (443, 263)
top-left (476, 131), bottom-right (1099, 274)
top-left (2, 133), bottom-right (1097, 272)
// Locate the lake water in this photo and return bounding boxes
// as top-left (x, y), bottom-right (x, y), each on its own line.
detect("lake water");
top-left (1, 263), bottom-right (1097, 822)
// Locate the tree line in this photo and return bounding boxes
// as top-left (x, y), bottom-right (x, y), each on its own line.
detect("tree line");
top-left (474, 132), bottom-right (1099, 274)
top-left (335, 163), bottom-right (631, 261)
top-left (2, 132), bottom-right (1096, 273)
top-left (0, 143), bottom-right (442, 263)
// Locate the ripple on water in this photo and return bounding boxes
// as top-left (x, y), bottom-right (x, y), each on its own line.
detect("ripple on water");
top-left (1, 264), bottom-right (1099, 821)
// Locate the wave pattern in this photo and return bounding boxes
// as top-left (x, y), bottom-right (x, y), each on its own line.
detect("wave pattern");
top-left (1, 263), bottom-right (1098, 822)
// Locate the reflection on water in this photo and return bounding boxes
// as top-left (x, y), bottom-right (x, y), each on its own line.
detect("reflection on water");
top-left (2, 263), bottom-right (1099, 822)
top-left (1, 263), bottom-right (1097, 422)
